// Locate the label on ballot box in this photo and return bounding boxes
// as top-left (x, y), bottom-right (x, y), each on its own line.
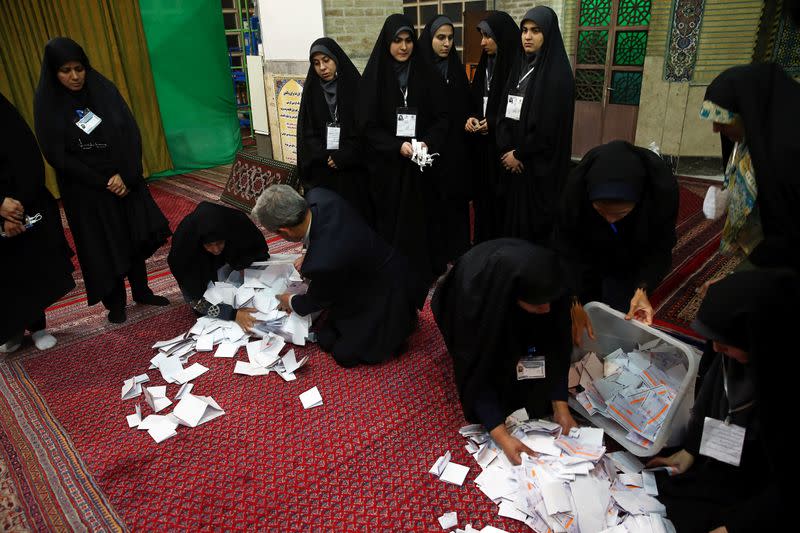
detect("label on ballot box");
top-left (517, 355), bottom-right (546, 380)
top-left (699, 417), bottom-right (746, 466)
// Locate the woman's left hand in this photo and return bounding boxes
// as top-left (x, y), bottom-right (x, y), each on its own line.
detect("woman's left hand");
top-left (625, 288), bottom-right (653, 325)
top-left (551, 400), bottom-right (578, 434)
top-left (327, 156), bottom-right (337, 169)
top-left (2, 219), bottom-right (25, 237)
top-left (107, 174), bottom-right (128, 197)
top-left (501, 151), bottom-right (524, 174)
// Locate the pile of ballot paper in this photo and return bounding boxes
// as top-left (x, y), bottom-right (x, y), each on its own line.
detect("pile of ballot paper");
top-left (569, 339), bottom-right (687, 449)
top-left (444, 410), bottom-right (676, 533)
top-left (120, 254), bottom-right (315, 443)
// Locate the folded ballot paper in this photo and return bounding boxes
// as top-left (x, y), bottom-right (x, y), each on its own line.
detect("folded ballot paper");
top-left (452, 413), bottom-right (677, 533)
top-left (570, 340), bottom-right (687, 449)
top-left (171, 393), bottom-right (225, 428)
top-left (429, 451), bottom-right (470, 486)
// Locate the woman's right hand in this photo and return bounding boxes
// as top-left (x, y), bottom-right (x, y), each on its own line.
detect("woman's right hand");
top-left (400, 142), bottom-right (413, 158)
top-left (2, 219), bottom-right (25, 237)
top-left (235, 307), bottom-right (257, 332)
top-left (646, 449), bottom-right (695, 475)
top-left (570, 300), bottom-right (596, 347)
top-left (107, 174), bottom-right (128, 197)
top-left (1, 197), bottom-right (24, 223)
top-left (490, 424), bottom-right (533, 466)
top-left (465, 117), bottom-right (481, 133)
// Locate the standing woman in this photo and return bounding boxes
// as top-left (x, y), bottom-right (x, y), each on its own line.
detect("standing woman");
top-left (418, 15), bottom-right (471, 262)
top-left (34, 38), bottom-right (170, 324)
top-left (296, 38), bottom-right (372, 225)
top-left (1, 94), bottom-right (75, 353)
top-left (466, 11), bottom-right (519, 243)
top-left (495, 7), bottom-right (574, 243)
top-left (359, 14), bottom-right (449, 284)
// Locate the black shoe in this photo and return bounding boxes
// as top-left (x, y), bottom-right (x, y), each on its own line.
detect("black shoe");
top-left (108, 308), bottom-right (127, 324)
top-left (134, 294), bottom-right (170, 306)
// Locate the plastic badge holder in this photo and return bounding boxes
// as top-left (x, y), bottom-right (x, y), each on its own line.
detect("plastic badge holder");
top-left (568, 302), bottom-right (700, 457)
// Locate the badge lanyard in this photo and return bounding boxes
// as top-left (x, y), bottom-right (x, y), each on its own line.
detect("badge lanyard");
top-left (401, 86), bottom-right (408, 108)
top-left (721, 358), bottom-right (756, 424)
top-left (516, 65), bottom-right (535, 92)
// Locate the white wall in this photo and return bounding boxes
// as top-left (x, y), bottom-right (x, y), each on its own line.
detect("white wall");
top-left (259, 0), bottom-right (325, 61)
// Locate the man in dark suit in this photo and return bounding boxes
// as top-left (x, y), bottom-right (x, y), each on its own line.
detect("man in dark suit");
top-left (252, 184), bottom-right (424, 367)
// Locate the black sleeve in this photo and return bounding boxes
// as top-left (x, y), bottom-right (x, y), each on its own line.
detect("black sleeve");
top-left (58, 151), bottom-right (110, 190)
top-left (548, 303), bottom-right (573, 402)
top-left (552, 222), bottom-right (589, 299)
top-left (419, 80), bottom-right (449, 152)
top-left (724, 482), bottom-right (780, 533)
top-left (330, 123), bottom-right (361, 170)
top-left (514, 78), bottom-right (572, 162)
top-left (473, 385), bottom-right (506, 431)
top-left (635, 228), bottom-right (676, 290)
top-left (684, 356), bottom-right (722, 456)
top-left (291, 271), bottom-right (340, 315)
top-left (303, 116), bottom-right (330, 167)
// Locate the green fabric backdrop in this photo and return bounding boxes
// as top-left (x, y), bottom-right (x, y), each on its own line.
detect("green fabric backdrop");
top-left (139, 0), bottom-right (241, 176)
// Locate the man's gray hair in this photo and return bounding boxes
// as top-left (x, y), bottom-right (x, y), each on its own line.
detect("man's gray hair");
top-left (251, 184), bottom-right (307, 231)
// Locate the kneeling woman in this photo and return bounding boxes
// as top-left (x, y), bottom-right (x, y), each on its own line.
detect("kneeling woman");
top-left (432, 239), bottom-right (577, 464)
top-left (647, 269), bottom-right (794, 533)
top-left (168, 202), bottom-right (269, 330)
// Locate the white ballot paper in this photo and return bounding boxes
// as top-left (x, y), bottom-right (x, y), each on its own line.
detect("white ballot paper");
top-left (144, 386), bottom-right (172, 413)
top-left (174, 383), bottom-right (194, 401)
top-left (281, 349), bottom-right (309, 374)
top-left (429, 451), bottom-right (470, 487)
top-left (438, 511), bottom-right (458, 530)
top-left (174, 362), bottom-right (209, 384)
top-left (299, 386), bottom-right (323, 409)
top-left (214, 341), bottom-right (240, 358)
top-left (147, 416), bottom-right (178, 443)
top-left (172, 394), bottom-right (225, 428)
top-left (121, 378), bottom-right (142, 400)
top-left (126, 404), bottom-right (142, 428)
top-left (133, 373), bottom-right (150, 384)
top-left (195, 334), bottom-right (214, 352)
top-left (699, 417), bottom-right (746, 466)
top-left (234, 361), bottom-right (270, 376)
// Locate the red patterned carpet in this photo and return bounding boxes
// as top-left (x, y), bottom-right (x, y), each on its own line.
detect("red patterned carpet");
top-left (0, 171), bottom-right (722, 531)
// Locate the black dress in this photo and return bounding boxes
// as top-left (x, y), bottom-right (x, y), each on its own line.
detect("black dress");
top-left (417, 15), bottom-right (471, 261)
top-left (0, 93), bottom-right (75, 343)
top-left (431, 239), bottom-right (571, 429)
top-left (290, 187), bottom-right (425, 367)
top-left (296, 37), bottom-right (372, 225)
top-left (554, 141), bottom-right (678, 311)
top-left (467, 11), bottom-right (520, 243)
top-left (654, 269), bottom-right (795, 533)
top-left (495, 7), bottom-right (575, 243)
top-left (168, 202), bottom-right (269, 319)
top-left (33, 38), bottom-right (170, 311)
top-left (358, 14), bottom-right (450, 284)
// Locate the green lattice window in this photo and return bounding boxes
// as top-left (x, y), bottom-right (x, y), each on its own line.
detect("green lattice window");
top-left (613, 30), bottom-right (648, 66)
top-left (578, 30), bottom-right (609, 65)
top-left (617, 0), bottom-right (651, 26)
top-left (580, 0), bottom-right (612, 27)
top-left (609, 71), bottom-right (643, 105)
top-left (576, 69), bottom-right (605, 101)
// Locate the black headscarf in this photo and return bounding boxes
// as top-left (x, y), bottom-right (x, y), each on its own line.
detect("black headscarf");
top-left (297, 37), bottom-right (361, 185)
top-left (168, 202), bottom-right (269, 300)
top-left (469, 11), bottom-right (519, 121)
top-left (418, 16), bottom-right (455, 79)
top-left (33, 37), bottom-right (143, 187)
top-left (703, 64), bottom-right (800, 270)
top-left (556, 141), bottom-right (678, 294)
top-left (432, 239), bottom-right (571, 422)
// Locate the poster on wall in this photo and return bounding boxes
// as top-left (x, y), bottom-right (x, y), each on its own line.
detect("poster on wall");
top-left (273, 77), bottom-right (304, 165)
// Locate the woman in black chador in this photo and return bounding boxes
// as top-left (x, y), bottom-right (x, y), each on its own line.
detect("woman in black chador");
top-left (296, 37), bottom-right (372, 225)
top-left (1, 94), bottom-right (75, 353)
top-left (417, 14), bottom-right (471, 261)
top-left (34, 38), bottom-right (170, 324)
top-left (647, 269), bottom-right (795, 533)
top-left (168, 202), bottom-right (268, 331)
top-left (358, 14), bottom-right (449, 285)
top-left (555, 140), bottom-right (678, 342)
top-left (465, 11), bottom-right (519, 243)
top-left (432, 239), bottom-right (577, 465)
top-left (495, 7), bottom-right (574, 243)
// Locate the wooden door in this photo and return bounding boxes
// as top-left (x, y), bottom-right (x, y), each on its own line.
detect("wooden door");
top-left (463, 10), bottom-right (491, 81)
top-left (572, 0), bottom-right (652, 157)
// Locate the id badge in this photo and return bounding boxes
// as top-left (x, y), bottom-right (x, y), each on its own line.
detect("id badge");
top-left (326, 122), bottom-right (341, 150)
top-left (505, 94), bottom-right (524, 121)
top-left (396, 107), bottom-right (417, 137)
top-left (699, 417), bottom-right (746, 466)
top-left (482, 96), bottom-right (488, 118)
top-left (75, 109), bottom-right (102, 134)
top-left (516, 355), bottom-right (546, 380)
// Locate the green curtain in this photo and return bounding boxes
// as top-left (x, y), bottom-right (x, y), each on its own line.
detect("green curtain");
top-left (0, 0), bottom-right (173, 195)
top-left (139, 0), bottom-right (241, 176)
